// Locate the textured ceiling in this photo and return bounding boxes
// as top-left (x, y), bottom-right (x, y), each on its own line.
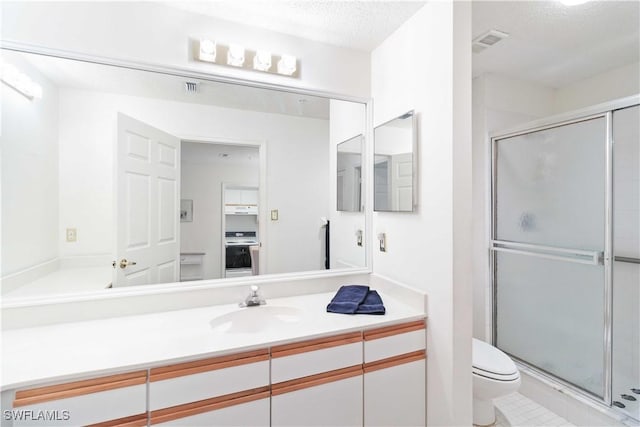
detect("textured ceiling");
top-left (165, 0), bottom-right (426, 51)
top-left (472, 1), bottom-right (640, 88)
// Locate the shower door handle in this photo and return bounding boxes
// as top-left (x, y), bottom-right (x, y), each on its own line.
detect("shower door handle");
top-left (490, 240), bottom-right (604, 266)
top-left (614, 256), bottom-right (640, 264)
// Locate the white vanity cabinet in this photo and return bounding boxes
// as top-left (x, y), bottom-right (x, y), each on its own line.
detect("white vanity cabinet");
top-left (148, 349), bottom-right (270, 426)
top-left (270, 332), bottom-right (364, 427)
top-left (363, 320), bottom-right (427, 427)
top-left (10, 371), bottom-right (147, 427)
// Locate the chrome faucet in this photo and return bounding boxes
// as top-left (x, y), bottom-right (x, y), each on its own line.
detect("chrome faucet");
top-left (240, 285), bottom-right (266, 307)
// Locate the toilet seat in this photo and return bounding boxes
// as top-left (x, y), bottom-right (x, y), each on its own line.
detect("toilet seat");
top-left (472, 339), bottom-right (519, 382)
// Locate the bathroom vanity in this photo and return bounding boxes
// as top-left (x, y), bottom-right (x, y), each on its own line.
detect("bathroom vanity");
top-left (1, 289), bottom-right (426, 427)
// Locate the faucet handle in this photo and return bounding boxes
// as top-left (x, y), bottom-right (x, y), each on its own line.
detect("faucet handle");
top-left (240, 285), bottom-right (266, 307)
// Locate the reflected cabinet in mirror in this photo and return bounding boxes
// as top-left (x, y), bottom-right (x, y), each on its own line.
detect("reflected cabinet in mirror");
top-left (1, 49), bottom-right (367, 301)
top-left (374, 110), bottom-right (417, 212)
top-left (336, 135), bottom-right (363, 212)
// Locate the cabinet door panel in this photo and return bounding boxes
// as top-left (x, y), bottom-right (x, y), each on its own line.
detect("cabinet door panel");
top-left (364, 359), bottom-right (425, 427)
top-left (272, 376), bottom-right (363, 427)
top-left (149, 360), bottom-right (268, 410)
top-left (13, 385), bottom-right (146, 427)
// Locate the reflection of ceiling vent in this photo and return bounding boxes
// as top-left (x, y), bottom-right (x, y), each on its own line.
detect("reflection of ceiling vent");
top-left (185, 81), bottom-right (198, 93)
top-left (472, 29), bottom-right (509, 53)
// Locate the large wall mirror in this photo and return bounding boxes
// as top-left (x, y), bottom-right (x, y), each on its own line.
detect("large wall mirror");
top-left (336, 135), bottom-right (363, 212)
top-left (373, 110), bottom-right (417, 212)
top-left (1, 48), bottom-right (368, 302)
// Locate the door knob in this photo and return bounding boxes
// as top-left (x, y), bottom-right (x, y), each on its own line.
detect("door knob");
top-left (119, 259), bottom-right (137, 269)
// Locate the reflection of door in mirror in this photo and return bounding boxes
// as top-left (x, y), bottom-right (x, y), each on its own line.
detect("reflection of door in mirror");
top-left (115, 113), bottom-right (180, 287)
top-left (374, 157), bottom-right (391, 211)
top-left (391, 153), bottom-right (413, 211)
top-left (336, 134), bottom-right (363, 212)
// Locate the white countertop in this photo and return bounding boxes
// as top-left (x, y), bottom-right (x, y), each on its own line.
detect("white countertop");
top-left (1, 291), bottom-right (425, 389)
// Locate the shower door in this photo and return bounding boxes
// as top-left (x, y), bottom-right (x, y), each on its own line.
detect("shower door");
top-left (491, 114), bottom-right (611, 401)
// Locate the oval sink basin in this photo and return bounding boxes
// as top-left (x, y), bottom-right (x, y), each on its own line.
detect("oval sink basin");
top-left (210, 306), bottom-right (302, 333)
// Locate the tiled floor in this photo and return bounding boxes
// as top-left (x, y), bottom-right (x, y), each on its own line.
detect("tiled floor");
top-left (494, 392), bottom-right (575, 426)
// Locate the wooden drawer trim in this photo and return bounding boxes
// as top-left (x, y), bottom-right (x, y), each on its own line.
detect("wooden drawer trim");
top-left (271, 332), bottom-right (362, 358)
top-left (14, 371), bottom-right (147, 407)
top-left (363, 350), bottom-right (426, 374)
top-left (363, 320), bottom-right (426, 341)
top-left (150, 348), bottom-right (269, 382)
top-left (87, 413), bottom-right (148, 427)
top-left (271, 365), bottom-right (363, 396)
top-left (149, 386), bottom-right (270, 425)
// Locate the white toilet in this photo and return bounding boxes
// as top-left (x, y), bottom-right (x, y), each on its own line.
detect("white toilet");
top-left (472, 338), bottom-right (521, 426)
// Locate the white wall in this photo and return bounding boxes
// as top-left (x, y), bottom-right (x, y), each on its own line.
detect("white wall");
top-left (471, 74), bottom-right (556, 340)
top-left (371, 3), bottom-right (473, 425)
top-left (57, 88), bottom-right (329, 277)
top-left (554, 61), bottom-right (640, 113)
top-left (1, 1), bottom-right (370, 98)
top-left (1, 51), bottom-right (59, 277)
top-left (329, 100), bottom-right (366, 270)
top-left (180, 143), bottom-right (259, 280)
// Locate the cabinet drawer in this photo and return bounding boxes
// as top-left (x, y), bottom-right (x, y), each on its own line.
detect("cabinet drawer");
top-left (151, 388), bottom-right (269, 426)
top-left (149, 349), bottom-right (269, 411)
top-left (271, 332), bottom-right (362, 383)
top-left (179, 255), bottom-right (202, 265)
top-left (364, 320), bottom-right (426, 363)
top-left (12, 371), bottom-right (147, 426)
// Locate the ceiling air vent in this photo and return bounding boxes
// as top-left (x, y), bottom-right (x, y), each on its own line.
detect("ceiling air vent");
top-left (472, 29), bottom-right (509, 53)
top-left (185, 81), bottom-right (198, 94)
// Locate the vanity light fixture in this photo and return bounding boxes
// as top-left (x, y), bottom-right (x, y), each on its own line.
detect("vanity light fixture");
top-left (193, 39), bottom-right (298, 78)
top-left (0, 60), bottom-right (43, 100)
top-left (277, 54), bottom-right (297, 76)
top-left (253, 50), bottom-right (272, 72)
top-left (198, 39), bottom-right (217, 63)
top-left (227, 44), bottom-right (245, 67)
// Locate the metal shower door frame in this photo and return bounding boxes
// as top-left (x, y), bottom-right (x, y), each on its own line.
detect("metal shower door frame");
top-left (489, 110), bottom-right (614, 406)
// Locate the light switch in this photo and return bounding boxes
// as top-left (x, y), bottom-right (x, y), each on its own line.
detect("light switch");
top-left (377, 233), bottom-right (386, 252)
top-left (66, 228), bottom-right (77, 242)
top-left (271, 209), bottom-right (279, 221)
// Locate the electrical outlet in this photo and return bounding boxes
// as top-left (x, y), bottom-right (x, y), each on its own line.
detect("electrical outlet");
top-left (271, 209), bottom-right (279, 221)
top-left (66, 228), bottom-right (77, 242)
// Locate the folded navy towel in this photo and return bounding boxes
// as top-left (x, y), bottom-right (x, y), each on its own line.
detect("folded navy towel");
top-left (356, 290), bottom-right (386, 315)
top-left (326, 285), bottom-right (370, 314)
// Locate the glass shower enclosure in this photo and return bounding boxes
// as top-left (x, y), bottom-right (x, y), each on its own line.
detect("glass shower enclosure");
top-left (490, 98), bottom-right (639, 421)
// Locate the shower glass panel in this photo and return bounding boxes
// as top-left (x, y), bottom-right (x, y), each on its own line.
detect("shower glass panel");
top-left (493, 116), bottom-right (609, 400)
top-left (612, 105), bottom-right (640, 419)
top-left (496, 252), bottom-right (605, 397)
top-left (494, 118), bottom-right (606, 250)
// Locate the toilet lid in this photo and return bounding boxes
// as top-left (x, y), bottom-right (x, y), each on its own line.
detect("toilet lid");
top-left (472, 339), bottom-right (519, 381)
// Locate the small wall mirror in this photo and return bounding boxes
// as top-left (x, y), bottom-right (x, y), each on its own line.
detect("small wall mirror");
top-left (337, 134), bottom-right (363, 212)
top-left (374, 110), bottom-right (417, 212)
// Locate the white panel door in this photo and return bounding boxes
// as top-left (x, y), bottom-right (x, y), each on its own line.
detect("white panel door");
top-left (391, 153), bottom-right (413, 211)
top-left (116, 113), bottom-right (180, 287)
